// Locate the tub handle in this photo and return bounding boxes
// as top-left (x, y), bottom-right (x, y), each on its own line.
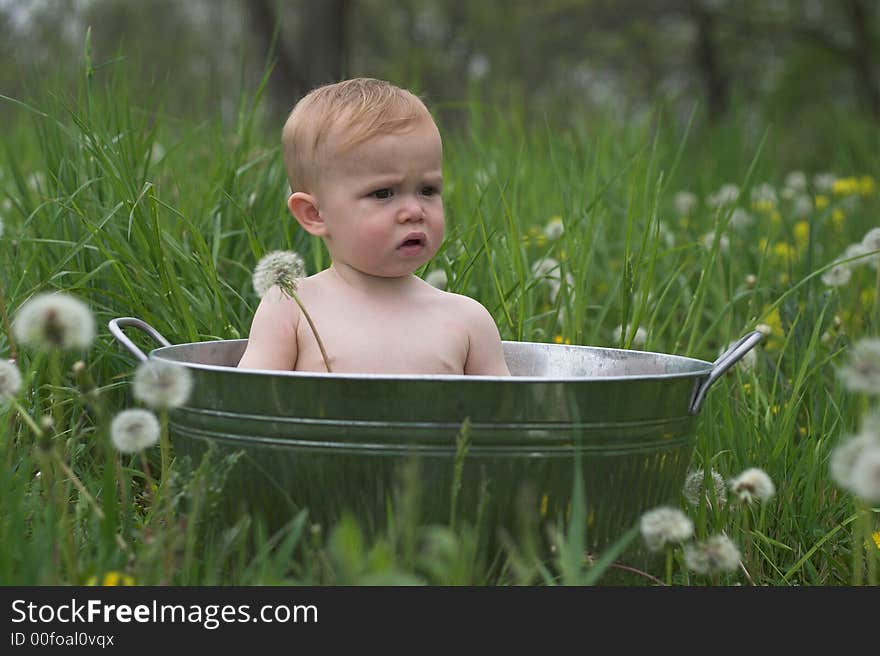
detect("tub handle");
top-left (108, 317), bottom-right (172, 362)
top-left (689, 330), bottom-right (764, 415)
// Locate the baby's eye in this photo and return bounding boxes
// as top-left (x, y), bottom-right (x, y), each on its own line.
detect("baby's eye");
top-left (421, 186), bottom-right (440, 197)
top-left (370, 188), bottom-right (393, 199)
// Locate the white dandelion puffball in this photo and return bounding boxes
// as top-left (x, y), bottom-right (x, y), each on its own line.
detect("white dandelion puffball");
top-left (784, 171), bottom-right (807, 192)
top-left (750, 182), bottom-right (778, 206)
top-left (847, 444), bottom-right (880, 504)
top-left (674, 191), bottom-right (698, 216)
top-left (791, 195), bottom-right (813, 219)
top-left (727, 208), bottom-right (753, 230)
top-left (707, 184), bottom-right (739, 208)
top-left (543, 216), bottom-right (565, 241)
top-left (843, 242), bottom-right (871, 267)
top-left (683, 468), bottom-right (728, 507)
top-left (730, 467), bottom-right (775, 504)
top-left (133, 359), bottom-right (193, 410)
top-left (639, 506), bottom-right (694, 552)
top-left (830, 432), bottom-right (880, 493)
top-left (252, 250), bottom-right (306, 298)
top-left (12, 292), bottom-right (96, 350)
top-left (861, 228), bottom-right (880, 267)
top-left (425, 269), bottom-right (448, 290)
top-left (0, 360), bottom-right (22, 402)
top-left (813, 172), bottom-right (835, 192)
top-left (684, 534), bottom-right (741, 575)
top-left (111, 409), bottom-right (160, 454)
top-left (837, 338), bottom-right (880, 394)
top-left (821, 263), bottom-right (851, 288)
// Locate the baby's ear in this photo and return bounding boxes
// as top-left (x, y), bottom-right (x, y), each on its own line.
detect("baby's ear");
top-left (288, 192), bottom-right (326, 237)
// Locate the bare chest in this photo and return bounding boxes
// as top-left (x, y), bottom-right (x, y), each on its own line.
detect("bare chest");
top-left (294, 302), bottom-right (468, 374)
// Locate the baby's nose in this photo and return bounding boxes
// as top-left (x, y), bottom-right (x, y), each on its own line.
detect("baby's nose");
top-left (397, 195), bottom-right (426, 221)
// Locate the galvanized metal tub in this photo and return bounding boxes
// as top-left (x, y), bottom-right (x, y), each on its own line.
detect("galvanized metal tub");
top-left (110, 318), bottom-right (761, 556)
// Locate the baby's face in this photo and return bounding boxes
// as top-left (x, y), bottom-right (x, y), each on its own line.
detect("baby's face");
top-left (314, 119), bottom-right (444, 278)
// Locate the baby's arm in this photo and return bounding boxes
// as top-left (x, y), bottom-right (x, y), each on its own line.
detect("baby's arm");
top-left (461, 297), bottom-right (511, 376)
top-left (236, 287), bottom-right (300, 370)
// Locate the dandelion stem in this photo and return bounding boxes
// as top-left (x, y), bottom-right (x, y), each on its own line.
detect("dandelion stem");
top-left (0, 283), bottom-right (17, 362)
top-left (861, 501), bottom-right (876, 586)
top-left (289, 290), bottom-right (332, 373)
top-left (53, 452), bottom-right (128, 552)
top-left (852, 500), bottom-right (864, 586)
top-left (665, 545), bottom-right (673, 586)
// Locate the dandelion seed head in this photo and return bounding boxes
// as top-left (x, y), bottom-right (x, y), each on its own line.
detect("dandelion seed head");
top-left (837, 338), bottom-right (880, 394)
top-left (12, 292), bottom-right (95, 350)
top-left (848, 445), bottom-right (880, 504)
top-left (814, 172), bottom-right (835, 192)
top-left (0, 360), bottom-right (22, 402)
top-left (843, 242), bottom-right (871, 266)
top-left (707, 184), bottom-right (739, 208)
top-left (683, 468), bottom-right (728, 507)
top-left (829, 432), bottom-right (880, 491)
top-left (674, 191), bottom-right (698, 216)
top-left (861, 227), bottom-right (880, 255)
top-left (751, 183), bottom-right (778, 206)
top-left (821, 263), bottom-right (851, 287)
top-left (730, 467), bottom-right (775, 503)
top-left (133, 359), bottom-right (193, 410)
top-left (792, 195), bottom-right (813, 218)
top-left (784, 171), bottom-right (807, 192)
top-left (728, 208), bottom-right (753, 230)
top-left (424, 269), bottom-right (448, 290)
top-left (543, 216), bottom-right (565, 241)
top-left (252, 251), bottom-right (306, 299)
top-left (684, 534), bottom-right (741, 575)
top-left (110, 409), bottom-right (160, 454)
top-left (639, 506), bottom-right (694, 552)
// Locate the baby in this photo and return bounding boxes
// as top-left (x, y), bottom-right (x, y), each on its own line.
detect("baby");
top-left (237, 78), bottom-right (511, 376)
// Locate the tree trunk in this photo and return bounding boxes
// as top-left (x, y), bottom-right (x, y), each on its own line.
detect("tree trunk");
top-left (846, 0), bottom-right (880, 120)
top-left (691, 3), bottom-right (729, 120)
top-left (245, 0), bottom-right (350, 114)
top-left (303, 0), bottom-right (350, 89)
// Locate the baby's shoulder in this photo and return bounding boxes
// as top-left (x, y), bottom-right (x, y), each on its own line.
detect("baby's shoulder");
top-left (423, 285), bottom-right (493, 322)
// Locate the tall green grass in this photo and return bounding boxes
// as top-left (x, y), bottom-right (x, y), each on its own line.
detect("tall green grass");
top-left (1, 51), bottom-right (878, 585)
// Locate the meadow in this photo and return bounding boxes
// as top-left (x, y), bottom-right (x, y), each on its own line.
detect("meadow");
top-left (1, 54), bottom-right (879, 586)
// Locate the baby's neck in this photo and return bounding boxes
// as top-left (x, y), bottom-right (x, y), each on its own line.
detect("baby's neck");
top-left (328, 262), bottom-right (420, 298)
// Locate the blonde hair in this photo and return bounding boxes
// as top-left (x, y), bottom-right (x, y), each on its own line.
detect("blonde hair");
top-left (281, 78), bottom-right (434, 193)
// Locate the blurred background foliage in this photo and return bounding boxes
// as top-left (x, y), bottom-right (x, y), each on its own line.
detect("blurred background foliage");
top-left (2, 0), bottom-right (878, 169)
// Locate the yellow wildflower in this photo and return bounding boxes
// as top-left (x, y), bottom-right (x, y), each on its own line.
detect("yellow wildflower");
top-left (793, 221), bottom-right (810, 247)
top-left (773, 242), bottom-right (795, 260)
top-left (540, 494), bottom-right (549, 518)
top-left (872, 531), bottom-right (880, 550)
top-left (832, 208), bottom-right (845, 230)
top-left (85, 571), bottom-right (136, 586)
top-left (832, 177), bottom-right (860, 195)
top-left (554, 335), bottom-right (571, 345)
top-left (815, 195), bottom-right (829, 209)
top-left (859, 176), bottom-right (875, 196)
top-left (752, 199), bottom-right (776, 213)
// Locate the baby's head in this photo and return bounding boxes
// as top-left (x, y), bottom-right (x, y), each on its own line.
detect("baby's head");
top-left (282, 78), bottom-right (435, 195)
top-left (282, 78), bottom-right (445, 279)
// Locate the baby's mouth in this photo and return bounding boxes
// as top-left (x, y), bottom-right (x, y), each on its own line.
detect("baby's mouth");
top-left (397, 233), bottom-right (427, 249)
